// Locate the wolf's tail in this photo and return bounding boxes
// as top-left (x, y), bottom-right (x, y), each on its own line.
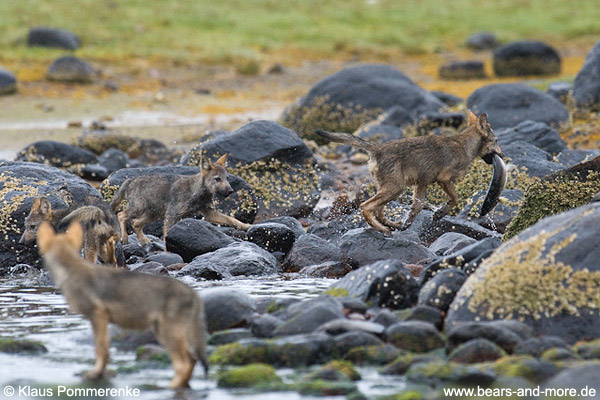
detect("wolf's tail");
top-left (110, 179), bottom-right (130, 212)
top-left (188, 300), bottom-right (209, 376)
top-left (314, 129), bottom-right (376, 153)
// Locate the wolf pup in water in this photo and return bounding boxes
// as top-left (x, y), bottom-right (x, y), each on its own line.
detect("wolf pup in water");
top-left (111, 154), bottom-right (251, 246)
top-left (315, 111), bottom-right (505, 234)
top-left (20, 197), bottom-right (120, 265)
top-left (36, 221), bottom-right (209, 388)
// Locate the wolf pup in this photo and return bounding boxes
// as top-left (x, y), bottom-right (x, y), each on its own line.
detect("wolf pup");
top-left (36, 221), bottom-right (209, 388)
top-left (20, 197), bottom-right (120, 265)
top-left (315, 111), bottom-right (505, 234)
top-left (111, 154), bottom-right (251, 245)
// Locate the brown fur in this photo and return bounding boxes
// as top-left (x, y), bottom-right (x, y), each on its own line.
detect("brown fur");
top-left (316, 111), bottom-right (503, 234)
top-left (36, 221), bottom-right (209, 388)
top-left (20, 197), bottom-right (120, 266)
top-left (111, 154), bottom-right (251, 246)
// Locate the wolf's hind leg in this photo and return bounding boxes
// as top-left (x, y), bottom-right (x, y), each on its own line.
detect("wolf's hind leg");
top-left (117, 211), bottom-right (129, 244)
top-left (202, 209), bottom-right (251, 231)
top-left (403, 184), bottom-right (428, 230)
top-left (360, 188), bottom-right (401, 235)
top-left (131, 215), bottom-right (153, 246)
top-left (85, 308), bottom-right (110, 380)
top-left (157, 321), bottom-right (195, 388)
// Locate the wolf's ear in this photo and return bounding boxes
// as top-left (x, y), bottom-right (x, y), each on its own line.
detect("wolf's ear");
top-left (39, 197), bottom-right (52, 216)
top-left (200, 155), bottom-right (213, 171)
top-left (36, 222), bottom-right (55, 254)
top-left (31, 197), bottom-right (41, 211)
top-left (65, 221), bottom-right (83, 250)
top-left (468, 110), bottom-right (478, 127)
top-left (477, 113), bottom-right (491, 134)
top-left (215, 154), bottom-right (227, 167)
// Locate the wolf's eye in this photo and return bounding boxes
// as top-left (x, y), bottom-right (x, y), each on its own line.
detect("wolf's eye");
top-left (214, 177), bottom-right (222, 182)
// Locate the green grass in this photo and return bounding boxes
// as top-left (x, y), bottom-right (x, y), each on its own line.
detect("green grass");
top-left (2, 0), bottom-right (600, 64)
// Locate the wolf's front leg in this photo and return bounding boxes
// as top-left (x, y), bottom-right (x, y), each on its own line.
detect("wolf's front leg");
top-left (85, 308), bottom-right (110, 380)
top-left (202, 209), bottom-right (251, 231)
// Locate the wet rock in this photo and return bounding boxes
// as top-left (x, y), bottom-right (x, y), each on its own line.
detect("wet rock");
top-left (493, 41), bottom-right (561, 77)
top-left (493, 355), bottom-right (559, 383)
top-left (111, 328), bottom-right (158, 351)
top-left (70, 163), bottom-right (109, 181)
top-left (0, 338), bottom-right (48, 355)
top-left (129, 261), bottom-right (168, 275)
top-left (385, 321), bottom-right (446, 352)
top-left (27, 27), bottom-right (80, 50)
top-left (505, 156), bottom-right (600, 239)
top-left (0, 67), bottom-right (17, 95)
top-left (429, 232), bottom-right (476, 256)
top-left (208, 328), bottom-right (253, 345)
top-left (547, 82), bottom-right (572, 104)
top-left (249, 314), bottom-right (284, 338)
top-left (144, 251), bottom-right (183, 267)
top-left (541, 347), bottom-right (579, 361)
top-left (574, 339), bottom-right (600, 359)
top-left (503, 141), bottom-right (565, 177)
top-left (262, 216), bottom-right (305, 238)
top-left (271, 333), bottom-right (336, 367)
top-left (135, 344), bottom-right (169, 365)
top-left (256, 297), bottom-right (300, 315)
top-left (446, 321), bottom-right (532, 353)
top-left (15, 141), bottom-right (98, 168)
top-left (573, 39), bottom-right (600, 110)
top-left (431, 91), bottom-right (463, 107)
top-left (299, 261), bottom-right (352, 278)
top-left (404, 305), bottom-right (445, 331)
top-left (334, 331), bottom-right (384, 355)
top-left (316, 319), bottom-right (385, 336)
top-left (274, 304), bottom-right (343, 337)
top-left (296, 379), bottom-right (357, 396)
top-left (418, 269), bottom-right (467, 312)
top-left (439, 61), bottom-right (486, 80)
top-left (180, 242), bottom-right (279, 277)
top-left (380, 353), bottom-right (441, 375)
top-left (166, 219), bottom-right (234, 262)
top-left (217, 363), bottom-right (281, 388)
top-left (279, 296), bottom-right (344, 320)
top-left (419, 213), bottom-right (502, 244)
top-left (200, 288), bottom-right (256, 332)
top-left (247, 222), bottom-right (295, 253)
top-left (449, 338), bottom-right (507, 364)
top-left (101, 165), bottom-right (257, 225)
top-left (458, 189), bottom-right (523, 234)
top-left (97, 148), bottom-right (130, 174)
top-left (46, 56), bottom-right (95, 83)
top-left (542, 363), bottom-right (600, 393)
top-left (345, 343), bottom-right (401, 365)
top-left (280, 64), bottom-right (442, 140)
top-left (407, 360), bottom-right (496, 386)
top-left (181, 120), bottom-right (320, 219)
top-left (466, 32), bottom-right (499, 50)
top-left (209, 338), bottom-right (272, 365)
top-left (339, 228), bottom-right (434, 267)
top-left (313, 360), bottom-right (361, 381)
top-left (467, 83), bottom-right (569, 129)
top-left (0, 162), bottom-right (104, 272)
top-left (556, 149), bottom-right (600, 167)
top-left (283, 234), bottom-right (341, 272)
top-left (515, 336), bottom-right (569, 357)
top-left (329, 260), bottom-right (419, 309)
top-left (368, 309), bottom-right (401, 327)
top-left (496, 120), bottom-right (567, 155)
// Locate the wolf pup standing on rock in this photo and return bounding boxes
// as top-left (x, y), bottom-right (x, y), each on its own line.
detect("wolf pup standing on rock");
top-left (36, 221), bottom-right (209, 388)
top-left (316, 111), bottom-right (506, 234)
top-left (111, 154), bottom-right (251, 245)
top-left (20, 197), bottom-right (120, 265)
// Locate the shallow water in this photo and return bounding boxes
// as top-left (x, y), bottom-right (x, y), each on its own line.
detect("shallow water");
top-left (0, 275), bottom-right (406, 399)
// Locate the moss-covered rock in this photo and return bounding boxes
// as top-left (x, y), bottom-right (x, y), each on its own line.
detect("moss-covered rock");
top-left (217, 363), bottom-right (282, 388)
top-left (0, 337), bottom-right (47, 354)
top-left (317, 360), bottom-right (361, 381)
top-left (540, 347), bottom-right (580, 362)
top-left (209, 340), bottom-right (272, 366)
top-left (574, 339), bottom-right (600, 359)
top-left (295, 379), bottom-right (358, 396)
top-left (380, 353), bottom-right (442, 375)
top-left (385, 321), bottom-right (446, 353)
top-left (492, 355), bottom-right (560, 383)
top-left (344, 344), bottom-right (402, 365)
top-left (406, 360), bottom-right (496, 386)
top-left (135, 344), bottom-right (170, 366)
top-left (447, 202), bottom-right (600, 343)
top-left (448, 338), bottom-right (507, 364)
top-left (505, 156), bottom-right (600, 239)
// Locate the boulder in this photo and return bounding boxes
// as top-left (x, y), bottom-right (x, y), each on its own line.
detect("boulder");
top-left (0, 67), bottom-right (17, 95)
top-left (404, 305), bottom-right (444, 331)
top-left (493, 41), bottom-right (561, 76)
top-left (27, 27), bottom-right (80, 50)
top-left (385, 321), bottom-right (446, 352)
top-left (280, 64), bottom-right (442, 140)
top-left (97, 148), bottom-right (130, 174)
top-left (465, 32), bottom-right (499, 50)
top-left (200, 288), bottom-right (256, 332)
top-left (181, 120), bottom-right (320, 219)
top-left (334, 331), bottom-right (384, 355)
top-left (515, 336), bottom-right (569, 358)
top-left (502, 141), bottom-right (565, 177)
top-left (15, 141), bottom-right (98, 168)
top-left (573, 39), bottom-right (600, 110)
top-left (179, 242), bottom-right (279, 277)
top-left (0, 162), bottom-right (103, 273)
top-left (247, 222), bottom-right (295, 254)
top-left (273, 304), bottom-right (342, 336)
top-left (143, 251), bottom-right (183, 267)
top-left (439, 61), bottom-right (486, 80)
top-left (416, 112), bottom-right (465, 134)
top-left (556, 149), bottom-right (600, 167)
top-left (299, 261), bottom-right (352, 278)
top-left (328, 259), bottom-right (419, 309)
top-left (316, 319), bottom-right (385, 336)
top-left (542, 364), bottom-right (600, 393)
top-left (447, 203), bottom-right (600, 343)
top-left (496, 120), bottom-right (567, 155)
top-left (546, 82), bottom-right (572, 104)
top-left (166, 219), bottom-right (234, 262)
top-left (418, 269), bottom-right (468, 312)
top-left (46, 56), bottom-right (95, 83)
top-left (431, 91), bottom-right (463, 107)
top-left (262, 216), bottom-right (305, 239)
top-left (283, 234), bottom-right (341, 272)
top-left (446, 321), bottom-right (532, 353)
top-left (448, 338), bottom-right (506, 364)
top-left (467, 83), bottom-right (569, 129)
top-left (428, 232), bottom-right (476, 256)
top-left (100, 165), bottom-right (257, 225)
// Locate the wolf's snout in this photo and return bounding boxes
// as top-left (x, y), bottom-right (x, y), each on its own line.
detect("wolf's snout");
top-left (220, 187), bottom-right (234, 197)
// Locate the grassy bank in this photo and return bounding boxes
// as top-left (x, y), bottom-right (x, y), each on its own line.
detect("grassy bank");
top-left (2, 0), bottom-right (600, 65)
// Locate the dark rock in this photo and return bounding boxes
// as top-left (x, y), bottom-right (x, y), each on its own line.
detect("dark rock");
top-left (446, 321), bottom-right (532, 353)
top-left (419, 269), bottom-right (467, 312)
top-left (0, 338), bottom-right (48, 355)
top-left (208, 328), bottom-right (253, 345)
top-left (283, 234), bottom-right (341, 272)
top-left (339, 228), bottom-right (434, 267)
top-left (419, 213), bottom-right (502, 244)
top-left (493, 41), bottom-right (561, 76)
top-left (439, 61), bottom-right (486, 80)
top-left (459, 189), bottom-right (523, 234)
top-left (0, 162), bottom-right (104, 272)
top-left (368, 309), bottom-right (401, 327)
top-left (407, 360), bottom-right (497, 386)
top-left (97, 148), bottom-right (130, 174)
top-left (429, 232), bottom-right (476, 256)
top-left (541, 347), bottom-right (579, 361)
top-left (255, 296), bottom-right (300, 315)
top-left (556, 149), bottom-right (600, 167)
top-left (356, 123), bottom-right (404, 144)
top-left (316, 320), bottom-right (385, 336)
top-left (385, 321), bottom-right (446, 352)
top-left (506, 141), bottom-right (565, 177)
top-left (496, 120), bottom-right (567, 155)
top-left (166, 219), bottom-right (234, 262)
top-left (101, 165), bottom-right (258, 225)
top-left (345, 343), bottom-right (401, 365)
top-left (247, 222), bottom-right (295, 253)
top-left (546, 82), bottom-right (572, 104)
top-left (15, 140), bottom-right (98, 168)
top-left (180, 242), bottom-right (279, 277)
top-left (542, 364), bottom-right (600, 393)
top-left (466, 32), bottom-right (499, 50)
top-left (329, 259), bottom-right (419, 309)
top-left (273, 305), bottom-right (343, 337)
top-left (0, 67), bottom-right (17, 95)
top-left (515, 336), bottom-right (569, 358)
top-left (404, 305), bottom-right (445, 331)
top-left (299, 261), bottom-right (352, 278)
top-left (135, 344), bottom-right (169, 364)
top-left (431, 91), bottom-right (463, 107)
top-left (340, 298), bottom-right (368, 314)
top-left (449, 338), bottom-right (506, 364)
top-left (467, 83), bottom-right (569, 129)
top-left (144, 252), bottom-right (183, 267)
top-left (334, 331), bottom-right (383, 355)
top-left (249, 314), bottom-right (284, 338)
top-left (271, 333), bottom-right (336, 367)
top-left (573, 39), bottom-right (600, 110)
top-left (279, 295), bottom-right (344, 320)
top-left (46, 56), bottom-right (95, 83)
top-left (129, 261), bottom-right (168, 275)
top-left (262, 216), bottom-right (305, 238)
top-left (122, 243), bottom-right (146, 260)
top-left (27, 27), bottom-right (80, 50)
top-left (200, 288), bottom-right (256, 332)
top-left (111, 328), bottom-right (158, 351)
top-left (574, 340), bottom-right (600, 359)
top-left (416, 112), bottom-right (465, 134)
top-left (280, 64), bottom-right (443, 140)
top-left (70, 163), bottom-right (109, 181)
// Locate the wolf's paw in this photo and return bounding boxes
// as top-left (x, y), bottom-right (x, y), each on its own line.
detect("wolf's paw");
top-left (433, 206), bottom-right (449, 221)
